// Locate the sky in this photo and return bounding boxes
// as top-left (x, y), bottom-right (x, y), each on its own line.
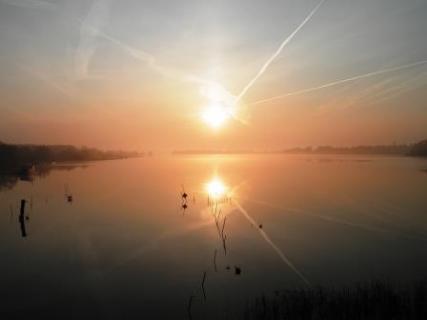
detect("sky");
top-left (0, 0), bottom-right (426, 151)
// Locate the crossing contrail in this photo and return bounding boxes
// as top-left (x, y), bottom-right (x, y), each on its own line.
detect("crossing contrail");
top-left (234, 0), bottom-right (326, 105)
top-left (249, 60), bottom-right (427, 106)
top-left (233, 200), bottom-right (311, 286)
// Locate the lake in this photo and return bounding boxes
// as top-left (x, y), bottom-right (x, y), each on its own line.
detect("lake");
top-left (1, 154), bottom-right (427, 319)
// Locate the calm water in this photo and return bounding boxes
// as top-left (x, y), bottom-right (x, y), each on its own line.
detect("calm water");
top-left (1, 155), bottom-right (427, 319)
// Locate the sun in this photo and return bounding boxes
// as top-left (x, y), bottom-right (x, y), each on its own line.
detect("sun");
top-left (201, 103), bottom-right (231, 129)
top-left (200, 82), bottom-right (235, 129)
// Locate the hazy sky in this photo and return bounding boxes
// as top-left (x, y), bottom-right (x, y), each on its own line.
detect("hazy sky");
top-left (1, 0), bottom-right (426, 151)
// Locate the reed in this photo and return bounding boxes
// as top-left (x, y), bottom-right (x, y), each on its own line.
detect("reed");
top-left (243, 281), bottom-right (427, 320)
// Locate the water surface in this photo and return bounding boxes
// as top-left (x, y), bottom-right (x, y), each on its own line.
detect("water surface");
top-left (1, 155), bottom-right (427, 319)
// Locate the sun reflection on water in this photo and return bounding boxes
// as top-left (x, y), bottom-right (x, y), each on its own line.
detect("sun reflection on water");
top-left (205, 177), bottom-right (228, 200)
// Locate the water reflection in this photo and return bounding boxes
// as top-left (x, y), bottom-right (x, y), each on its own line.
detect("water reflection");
top-left (183, 174), bottom-right (242, 318)
top-left (0, 163), bottom-right (88, 190)
top-left (206, 177), bottom-right (228, 200)
top-left (203, 172), bottom-right (311, 286)
top-left (1, 155), bottom-right (427, 319)
top-left (181, 170), bottom-right (311, 317)
top-left (0, 175), bottom-right (19, 191)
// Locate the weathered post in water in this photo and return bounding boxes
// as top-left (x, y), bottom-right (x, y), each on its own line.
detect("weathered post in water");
top-left (19, 199), bottom-right (27, 238)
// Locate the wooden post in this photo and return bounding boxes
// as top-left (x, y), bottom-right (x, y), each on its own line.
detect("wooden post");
top-left (19, 199), bottom-right (27, 238)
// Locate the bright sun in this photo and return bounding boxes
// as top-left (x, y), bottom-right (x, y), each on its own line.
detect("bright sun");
top-left (200, 83), bottom-right (235, 129)
top-left (202, 104), bottom-right (230, 129)
top-left (205, 177), bottom-right (228, 199)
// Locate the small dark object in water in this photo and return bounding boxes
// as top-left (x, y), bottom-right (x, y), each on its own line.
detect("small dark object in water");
top-left (226, 265), bottom-right (230, 270)
top-left (19, 199), bottom-right (27, 238)
top-left (182, 203), bottom-right (188, 210)
top-left (259, 224), bottom-right (263, 229)
top-left (234, 266), bottom-right (241, 275)
top-left (182, 192), bottom-right (188, 199)
top-left (67, 195), bottom-right (73, 203)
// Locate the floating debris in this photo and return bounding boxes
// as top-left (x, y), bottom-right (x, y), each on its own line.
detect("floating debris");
top-left (234, 266), bottom-right (241, 275)
top-left (181, 185), bottom-right (188, 200)
top-left (64, 184), bottom-right (73, 203)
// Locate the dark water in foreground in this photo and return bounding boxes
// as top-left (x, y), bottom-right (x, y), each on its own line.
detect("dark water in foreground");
top-left (1, 155), bottom-right (426, 319)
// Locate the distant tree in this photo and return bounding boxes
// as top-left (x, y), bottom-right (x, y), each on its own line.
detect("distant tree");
top-left (408, 140), bottom-right (427, 157)
top-left (0, 142), bottom-right (141, 170)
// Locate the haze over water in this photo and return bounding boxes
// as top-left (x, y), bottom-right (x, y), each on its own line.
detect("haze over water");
top-left (1, 154), bottom-right (426, 318)
top-left (1, 1), bottom-right (427, 317)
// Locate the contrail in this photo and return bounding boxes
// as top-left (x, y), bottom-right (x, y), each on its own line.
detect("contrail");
top-left (249, 60), bottom-right (427, 106)
top-left (15, 62), bottom-right (75, 98)
top-left (233, 200), bottom-right (311, 286)
top-left (0, 0), bottom-right (55, 10)
top-left (83, 23), bottom-right (229, 94)
top-left (235, 0), bottom-right (326, 105)
top-left (360, 69), bottom-right (427, 107)
top-left (75, 11), bottom-right (243, 118)
top-left (75, 0), bottom-right (113, 79)
top-left (87, 24), bottom-right (247, 121)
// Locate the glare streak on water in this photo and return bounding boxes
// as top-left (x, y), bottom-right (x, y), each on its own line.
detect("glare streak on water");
top-left (233, 200), bottom-right (312, 286)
